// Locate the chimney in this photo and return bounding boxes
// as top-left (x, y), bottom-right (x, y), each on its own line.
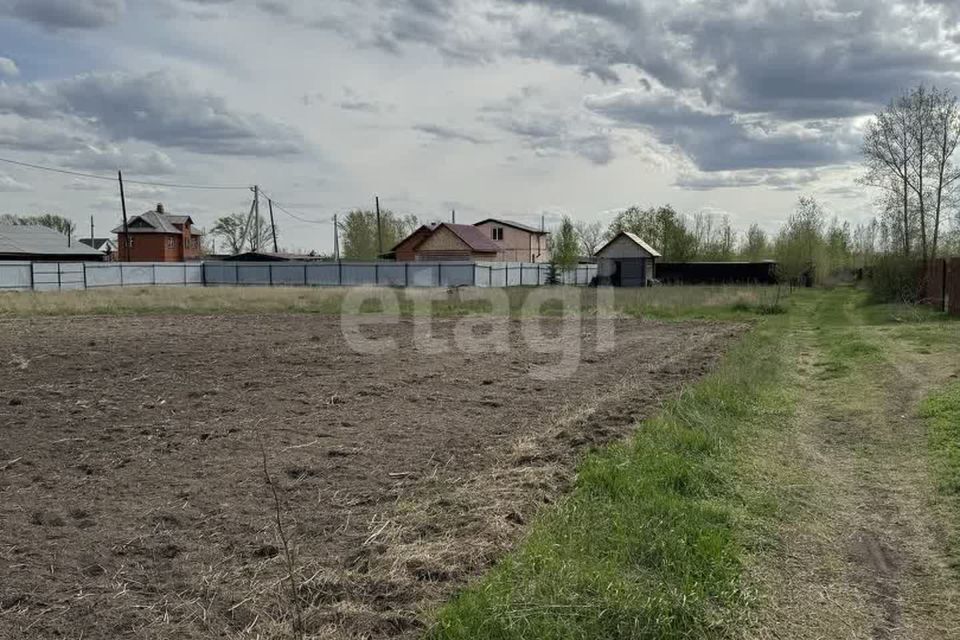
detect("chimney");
top-left (156, 203), bottom-right (164, 214)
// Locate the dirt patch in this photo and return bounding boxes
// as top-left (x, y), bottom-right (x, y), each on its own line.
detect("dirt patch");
top-left (0, 314), bottom-right (744, 639)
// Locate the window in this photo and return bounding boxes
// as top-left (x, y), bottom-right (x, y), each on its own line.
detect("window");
top-left (492, 227), bottom-right (504, 241)
top-left (166, 236), bottom-right (176, 249)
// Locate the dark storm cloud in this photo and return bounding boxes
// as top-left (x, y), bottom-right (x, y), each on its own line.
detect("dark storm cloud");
top-left (1, 0), bottom-right (126, 29)
top-left (0, 71), bottom-right (306, 156)
top-left (584, 89), bottom-right (860, 171)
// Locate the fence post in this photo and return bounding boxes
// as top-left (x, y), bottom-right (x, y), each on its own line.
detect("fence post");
top-left (489, 265), bottom-right (493, 287)
top-left (405, 263), bottom-right (410, 287)
top-left (83, 262), bottom-right (88, 290)
top-left (375, 263), bottom-right (379, 286)
top-left (438, 263), bottom-right (443, 287)
top-left (235, 262), bottom-right (240, 286)
top-left (56, 263), bottom-right (62, 290)
top-left (152, 263), bottom-right (157, 285)
top-left (269, 263), bottom-right (274, 287)
top-left (338, 261), bottom-right (343, 286)
top-left (29, 262), bottom-right (35, 291)
top-left (519, 264), bottom-right (523, 286)
top-left (120, 263), bottom-right (124, 287)
top-left (201, 261), bottom-right (207, 287)
top-left (943, 259), bottom-right (949, 313)
top-left (304, 263), bottom-right (308, 287)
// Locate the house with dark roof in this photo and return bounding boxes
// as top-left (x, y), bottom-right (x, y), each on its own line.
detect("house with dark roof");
top-left (112, 204), bottom-right (203, 262)
top-left (78, 237), bottom-right (117, 260)
top-left (0, 225), bottom-right (105, 262)
top-left (388, 223), bottom-right (501, 262)
top-left (473, 218), bottom-right (550, 262)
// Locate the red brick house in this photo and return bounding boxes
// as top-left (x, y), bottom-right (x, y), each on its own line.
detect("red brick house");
top-left (113, 204), bottom-right (203, 262)
top-left (389, 223), bottom-right (500, 261)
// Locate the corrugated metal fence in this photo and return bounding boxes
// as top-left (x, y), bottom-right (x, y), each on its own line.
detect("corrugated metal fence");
top-left (922, 257), bottom-right (960, 316)
top-left (0, 261), bottom-right (597, 292)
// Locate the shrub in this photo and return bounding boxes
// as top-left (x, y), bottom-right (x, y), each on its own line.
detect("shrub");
top-left (867, 255), bottom-right (923, 303)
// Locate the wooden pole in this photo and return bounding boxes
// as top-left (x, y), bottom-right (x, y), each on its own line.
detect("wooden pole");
top-left (90, 215), bottom-right (94, 243)
top-left (375, 196), bottom-right (383, 259)
top-left (268, 197), bottom-right (278, 254)
top-left (118, 170), bottom-right (129, 262)
top-left (333, 214), bottom-right (340, 261)
top-left (253, 185), bottom-right (261, 251)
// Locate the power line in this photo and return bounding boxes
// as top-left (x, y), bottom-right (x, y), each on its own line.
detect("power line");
top-left (0, 156), bottom-right (250, 191)
top-left (258, 189), bottom-right (333, 225)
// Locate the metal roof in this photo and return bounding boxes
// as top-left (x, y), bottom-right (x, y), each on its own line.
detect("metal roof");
top-left (440, 223), bottom-right (501, 252)
top-left (0, 225), bottom-right (104, 256)
top-left (473, 218), bottom-right (549, 235)
top-left (78, 238), bottom-right (116, 252)
top-left (112, 209), bottom-right (200, 235)
top-left (594, 231), bottom-right (663, 258)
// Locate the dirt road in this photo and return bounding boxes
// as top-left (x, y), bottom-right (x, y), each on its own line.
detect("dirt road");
top-left (747, 292), bottom-right (960, 639)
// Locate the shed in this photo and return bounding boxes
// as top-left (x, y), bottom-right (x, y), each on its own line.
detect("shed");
top-left (593, 231), bottom-right (661, 287)
top-left (0, 225), bottom-right (105, 262)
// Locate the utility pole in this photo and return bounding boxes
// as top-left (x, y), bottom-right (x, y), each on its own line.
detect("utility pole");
top-left (267, 197), bottom-right (278, 254)
top-left (333, 213), bottom-right (340, 261)
top-left (451, 209), bottom-right (456, 224)
top-left (541, 213), bottom-right (545, 232)
top-left (90, 215), bottom-right (94, 242)
top-left (253, 185), bottom-right (261, 251)
top-left (375, 196), bottom-right (383, 258)
top-left (118, 170), bottom-right (129, 262)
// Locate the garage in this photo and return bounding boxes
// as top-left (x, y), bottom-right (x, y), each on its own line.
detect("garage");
top-left (594, 231), bottom-right (661, 287)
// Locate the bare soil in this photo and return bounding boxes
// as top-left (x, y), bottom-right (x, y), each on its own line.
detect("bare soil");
top-left (0, 314), bottom-right (744, 639)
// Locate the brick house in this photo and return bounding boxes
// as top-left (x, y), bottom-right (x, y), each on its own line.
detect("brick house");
top-left (473, 219), bottom-right (550, 263)
top-left (113, 204), bottom-right (203, 262)
top-left (389, 223), bottom-right (500, 261)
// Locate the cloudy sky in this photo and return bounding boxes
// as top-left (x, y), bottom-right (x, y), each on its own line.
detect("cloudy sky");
top-left (1, 0), bottom-right (959, 252)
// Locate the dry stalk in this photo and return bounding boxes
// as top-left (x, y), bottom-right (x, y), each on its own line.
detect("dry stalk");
top-left (258, 432), bottom-right (305, 640)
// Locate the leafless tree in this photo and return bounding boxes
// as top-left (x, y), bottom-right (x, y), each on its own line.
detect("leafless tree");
top-left (573, 220), bottom-right (605, 257)
top-left (862, 85), bottom-right (960, 260)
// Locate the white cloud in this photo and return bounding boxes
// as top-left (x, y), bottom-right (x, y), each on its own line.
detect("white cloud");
top-left (0, 57), bottom-right (18, 78)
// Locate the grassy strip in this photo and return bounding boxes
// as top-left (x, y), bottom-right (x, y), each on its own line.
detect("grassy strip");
top-left (921, 381), bottom-right (960, 569)
top-left (0, 285), bottom-right (785, 321)
top-left (430, 317), bottom-right (792, 639)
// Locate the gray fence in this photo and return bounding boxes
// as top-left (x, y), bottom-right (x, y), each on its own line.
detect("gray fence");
top-left (0, 260), bottom-right (598, 292)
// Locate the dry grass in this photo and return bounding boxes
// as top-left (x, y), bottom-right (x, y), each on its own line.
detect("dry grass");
top-left (0, 284), bottom-right (784, 319)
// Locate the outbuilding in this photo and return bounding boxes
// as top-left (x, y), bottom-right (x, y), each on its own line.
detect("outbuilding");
top-left (0, 225), bottom-right (105, 262)
top-left (594, 231), bottom-right (661, 287)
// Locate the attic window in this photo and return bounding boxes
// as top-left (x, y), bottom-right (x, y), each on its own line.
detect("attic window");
top-left (492, 227), bottom-right (504, 241)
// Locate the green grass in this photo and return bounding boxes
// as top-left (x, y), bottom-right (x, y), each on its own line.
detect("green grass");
top-left (922, 382), bottom-right (960, 568)
top-left (430, 309), bottom-right (793, 639)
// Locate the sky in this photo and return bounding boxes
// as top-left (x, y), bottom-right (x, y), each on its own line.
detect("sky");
top-left (1, 0), bottom-right (959, 253)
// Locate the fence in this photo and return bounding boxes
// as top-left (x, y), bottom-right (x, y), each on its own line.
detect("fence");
top-left (0, 260), bottom-right (597, 292)
top-left (921, 257), bottom-right (960, 316)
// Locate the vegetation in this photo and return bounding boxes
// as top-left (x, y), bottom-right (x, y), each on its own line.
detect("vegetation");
top-left (431, 287), bottom-right (960, 640)
top-left (431, 299), bottom-right (792, 639)
top-left (339, 208), bottom-right (419, 260)
top-left (549, 216), bottom-right (580, 271)
top-left (0, 213), bottom-right (77, 238)
top-left (210, 212), bottom-right (278, 255)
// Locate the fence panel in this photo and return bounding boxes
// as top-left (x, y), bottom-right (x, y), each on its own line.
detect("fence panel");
top-left (121, 264), bottom-right (157, 286)
top-left (0, 262), bottom-right (32, 290)
top-left (305, 263), bottom-right (340, 286)
top-left (84, 263), bottom-right (122, 288)
top-left (31, 263), bottom-right (61, 291)
top-left (949, 258), bottom-right (960, 316)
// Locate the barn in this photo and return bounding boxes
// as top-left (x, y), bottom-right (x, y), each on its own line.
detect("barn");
top-left (594, 231), bottom-right (661, 287)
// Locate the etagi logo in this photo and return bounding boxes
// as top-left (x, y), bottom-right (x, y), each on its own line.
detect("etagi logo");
top-left (340, 287), bottom-right (617, 380)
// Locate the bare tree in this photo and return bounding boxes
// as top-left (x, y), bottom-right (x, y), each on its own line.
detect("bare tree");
top-left (863, 85), bottom-right (960, 260)
top-left (573, 220), bottom-right (605, 257)
top-left (927, 87), bottom-right (960, 258)
top-left (862, 91), bottom-right (914, 256)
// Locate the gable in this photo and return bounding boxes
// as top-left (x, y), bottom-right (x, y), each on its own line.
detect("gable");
top-left (416, 226), bottom-right (475, 253)
top-left (596, 233), bottom-right (658, 259)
